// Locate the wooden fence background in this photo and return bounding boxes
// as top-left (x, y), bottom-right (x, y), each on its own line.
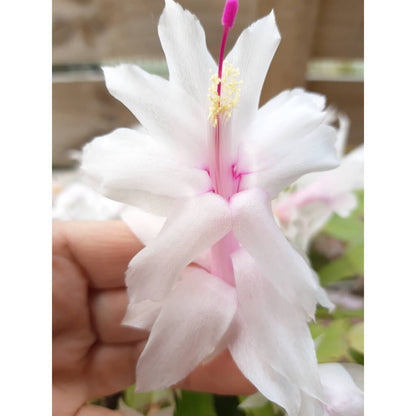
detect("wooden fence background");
top-left (53, 0), bottom-right (363, 167)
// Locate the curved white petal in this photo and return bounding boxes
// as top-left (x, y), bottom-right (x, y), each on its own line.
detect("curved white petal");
top-left (103, 65), bottom-right (208, 163)
top-left (238, 393), bottom-right (268, 410)
top-left (231, 248), bottom-right (324, 403)
top-left (228, 312), bottom-right (302, 416)
top-left (230, 188), bottom-right (319, 317)
top-left (318, 363), bottom-right (364, 416)
top-left (226, 11), bottom-right (281, 149)
top-left (52, 182), bottom-right (124, 220)
top-left (341, 363), bottom-right (364, 391)
top-left (121, 206), bottom-right (212, 270)
top-left (298, 394), bottom-right (325, 416)
top-left (256, 89), bottom-right (327, 125)
top-left (135, 267), bottom-right (237, 391)
top-left (238, 91), bottom-right (339, 198)
top-left (158, 0), bottom-right (217, 108)
top-left (126, 193), bottom-right (232, 303)
top-left (81, 128), bottom-right (213, 214)
top-left (122, 300), bottom-right (162, 331)
top-left (121, 206), bottom-right (167, 246)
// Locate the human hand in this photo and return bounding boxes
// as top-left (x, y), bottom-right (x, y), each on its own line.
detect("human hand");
top-left (53, 221), bottom-right (255, 416)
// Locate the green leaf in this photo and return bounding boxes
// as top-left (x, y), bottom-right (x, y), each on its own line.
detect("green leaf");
top-left (309, 321), bottom-right (326, 339)
top-left (316, 319), bottom-right (351, 363)
top-left (175, 391), bottom-right (217, 416)
top-left (321, 190), bottom-right (364, 246)
top-left (315, 307), bottom-right (364, 320)
top-left (348, 348), bottom-right (364, 365)
top-left (318, 242), bottom-right (364, 285)
top-left (322, 216), bottom-right (363, 246)
top-left (214, 395), bottom-right (245, 416)
top-left (348, 322), bottom-right (364, 354)
top-left (123, 385), bottom-right (152, 411)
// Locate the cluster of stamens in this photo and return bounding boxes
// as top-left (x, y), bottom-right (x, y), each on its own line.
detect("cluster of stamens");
top-left (208, 62), bottom-right (242, 127)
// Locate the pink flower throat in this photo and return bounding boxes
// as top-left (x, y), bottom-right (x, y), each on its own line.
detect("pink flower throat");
top-left (210, 0), bottom-right (240, 286)
top-left (212, 0), bottom-right (239, 200)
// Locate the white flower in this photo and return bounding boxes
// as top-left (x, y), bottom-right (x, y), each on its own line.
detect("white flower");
top-left (241, 363), bottom-right (364, 416)
top-left (273, 114), bottom-right (364, 253)
top-left (80, 1), bottom-right (340, 415)
top-left (52, 182), bottom-right (124, 220)
top-left (301, 363), bottom-right (364, 416)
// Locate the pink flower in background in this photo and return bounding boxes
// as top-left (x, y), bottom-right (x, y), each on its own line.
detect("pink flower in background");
top-left (81, 1), bottom-right (341, 414)
top-left (273, 114), bottom-right (364, 253)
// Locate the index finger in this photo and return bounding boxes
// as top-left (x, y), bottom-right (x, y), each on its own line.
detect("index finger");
top-left (53, 220), bottom-right (143, 289)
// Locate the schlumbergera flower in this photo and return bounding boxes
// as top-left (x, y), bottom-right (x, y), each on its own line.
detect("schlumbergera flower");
top-left (81, 1), bottom-right (340, 415)
top-left (241, 363), bottom-right (364, 416)
top-left (273, 114), bottom-right (364, 253)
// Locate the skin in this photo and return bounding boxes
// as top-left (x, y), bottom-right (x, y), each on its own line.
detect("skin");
top-left (52, 221), bottom-right (255, 416)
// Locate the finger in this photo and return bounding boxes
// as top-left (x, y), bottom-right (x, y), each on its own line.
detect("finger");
top-left (86, 341), bottom-right (146, 399)
top-left (178, 349), bottom-right (256, 396)
top-left (53, 221), bottom-right (143, 289)
top-left (90, 289), bottom-right (149, 343)
top-left (76, 405), bottom-right (123, 416)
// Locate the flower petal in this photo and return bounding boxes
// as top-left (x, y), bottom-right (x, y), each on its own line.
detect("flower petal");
top-left (341, 363), bottom-right (364, 391)
top-left (230, 188), bottom-right (319, 317)
top-left (298, 394), bottom-right (325, 416)
top-left (102, 65), bottom-right (208, 163)
top-left (81, 128), bottom-right (213, 215)
top-left (226, 11), bottom-right (281, 148)
top-left (228, 312), bottom-right (301, 416)
top-left (135, 267), bottom-right (237, 391)
top-left (121, 206), bottom-right (166, 246)
top-left (126, 193), bottom-right (232, 303)
top-left (231, 248), bottom-right (324, 403)
top-left (238, 393), bottom-right (268, 410)
top-left (238, 91), bottom-right (339, 198)
top-left (318, 363), bottom-right (364, 416)
top-left (122, 299), bottom-right (162, 331)
top-left (158, 0), bottom-right (217, 108)
top-left (121, 206), bottom-right (212, 271)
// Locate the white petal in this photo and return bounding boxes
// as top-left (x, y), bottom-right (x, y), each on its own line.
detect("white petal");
top-left (81, 128), bottom-right (213, 214)
top-left (341, 363), bottom-right (364, 392)
top-left (228, 312), bottom-right (302, 416)
top-left (52, 182), bottom-right (124, 220)
top-left (126, 193), bottom-right (232, 303)
top-left (230, 188), bottom-right (319, 317)
top-left (298, 394), bottom-right (325, 416)
top-left (318, 363), bottom-right (364, 416)
top-left (226, 11), bottom-right (281, 148)
top-left (158, 0), bottom-right (217, 108)
top-left (238, 91), bottom-right (339, 198)
top-left (103, 65), bottom-right (208, 163)
top-left (121, 206), bottom-right (212, 271)
top-left (122, 300), bottom-right (162, 331)
top-left (239, 393), bottom-right (268, 410)
top-left (256, 89), bottom-right (327, 125)
top-left (231, 248), bottom-right (324, 403)
top-left (135, 267), bottom-right (237, 391)
top-left (121, 206), bottom-right (166, 246)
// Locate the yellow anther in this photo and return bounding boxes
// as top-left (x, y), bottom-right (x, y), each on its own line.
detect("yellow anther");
top-left (208, 62), bottom-right (242, 127)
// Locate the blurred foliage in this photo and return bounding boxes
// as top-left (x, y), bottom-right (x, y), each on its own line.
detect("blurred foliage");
top-left (174, 391), bottom-right (217, 416)
top-left (312, 190), bottom-right (364, 286)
